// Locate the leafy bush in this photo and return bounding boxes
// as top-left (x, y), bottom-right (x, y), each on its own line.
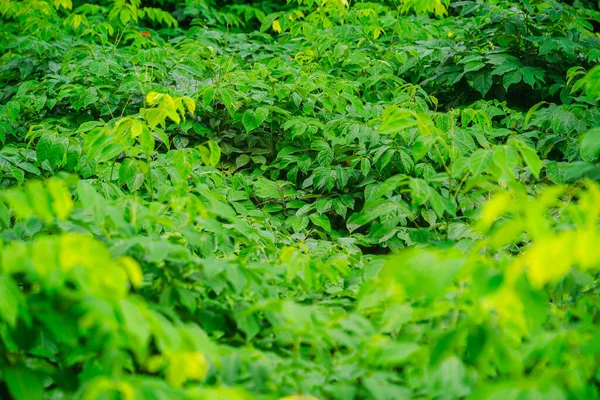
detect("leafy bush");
top-left (1, 0), bottom-right (600, 399)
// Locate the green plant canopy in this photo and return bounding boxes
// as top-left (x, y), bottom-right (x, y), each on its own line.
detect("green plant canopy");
top-left (1, 0), bottom-right (600, 399)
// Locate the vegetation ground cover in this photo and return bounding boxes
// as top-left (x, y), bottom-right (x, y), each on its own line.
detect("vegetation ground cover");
top-left (1, 0), bottom-right (600, 399)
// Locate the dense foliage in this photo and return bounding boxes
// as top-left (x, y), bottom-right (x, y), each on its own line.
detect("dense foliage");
top-left (1, 0), bottom-right (600, 398)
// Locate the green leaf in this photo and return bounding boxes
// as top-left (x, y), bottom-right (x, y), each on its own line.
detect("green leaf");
top-left (521, 67), bottom-right (544, 88)
top-left (580, 128), bottom-right (600, 162)
top-left (207, 140), bottom-right (221, 167)
top-left (361, 158), bottom-right (371, 176)
top-left (0, 200), bottom-right (10, 228)
top-left (379, 106), bottom-right (418, 135)
top-left (463, 61), bottom-right (486, 73)
top-left (152, 127), bottom-right (170, 150)
top-left (317, 148), bottom-right (334, 166)
top-left (377, 342), bottom-right (420, 366)
top-left (0, 276), bottom-right (21, 328)
top-left (502, 70), bottom-right (522, 91)
top-left (332, 199), bottom-right (347, 218)
top-left (412, 136), bottom-right (432, 162)
top-left (364, 373), bottom-right (412, 400)
top-left (36, 134), bottom-right (66, 169)
top-left (6, 100), bottom-right (20, 121)
top-left (469, 149), bottom-right (493, 176)
top-left (451, 156), bottom-right (469, 177)
top-left (347, 200), bottom-right (406, 232)
top-left (119, 299), bottom-right (151, 358)
top-left (514, 140), bottom-right (542, 178)
top-left (46, 178), bottom-right (73, 220)
top-left (383, 248), bottom-right (465, 300)
top-left (119, 158), bottom-right (138, 185)
top-left (236, 154), bottom-right (251, 169)
top-left (260, 12), bottom-right (282, 33)
top-left (119, 9), bottom-right (130, 24)
top-left (428, 188), bottom-right (445, 218)
top-left (36, 134), bottom-right (54, 165)
top-left (376, 174), bottom-right (410, 198)
top-left (309, 213), bottom-right (331, 232)
top-left (89, 60), bottom-right (109, 76)
top-left (242, 109), bottom-right (258, 132)
top-left (235, 311), bottom-right (260, 341)
top-left (524, 101), bottom-right (548, 129)
top-left (218, 88), bottom-right (237, 116)
top-left (138, 128), bottom-right (155, 154)
top-left (198, 141), bottom-right (221, 167)
top-left (469, 69), bottom-right (493, 97)
top-left (255, 107), bottom-right (269, 126)
top-left (585, 65), bottom-right (600, 99)
top-left (3, 367), bottom-right (44, 400)
top-left (491, 145), bottom-right (520, 182)
top-left (144, 108), bottom-right (163, 129)
top-left (546, 161), bottom-right (595, 183)
top-left (254, 178), bottom-right (281, 199)
top-left (203, 87), bottom-right (216, 108)
top-left (263, 203), bottom-right (284, 213)
top-left (492, 63), bottom-right (519, 76)
top-left (409, 178), bottom-right (430, 206)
